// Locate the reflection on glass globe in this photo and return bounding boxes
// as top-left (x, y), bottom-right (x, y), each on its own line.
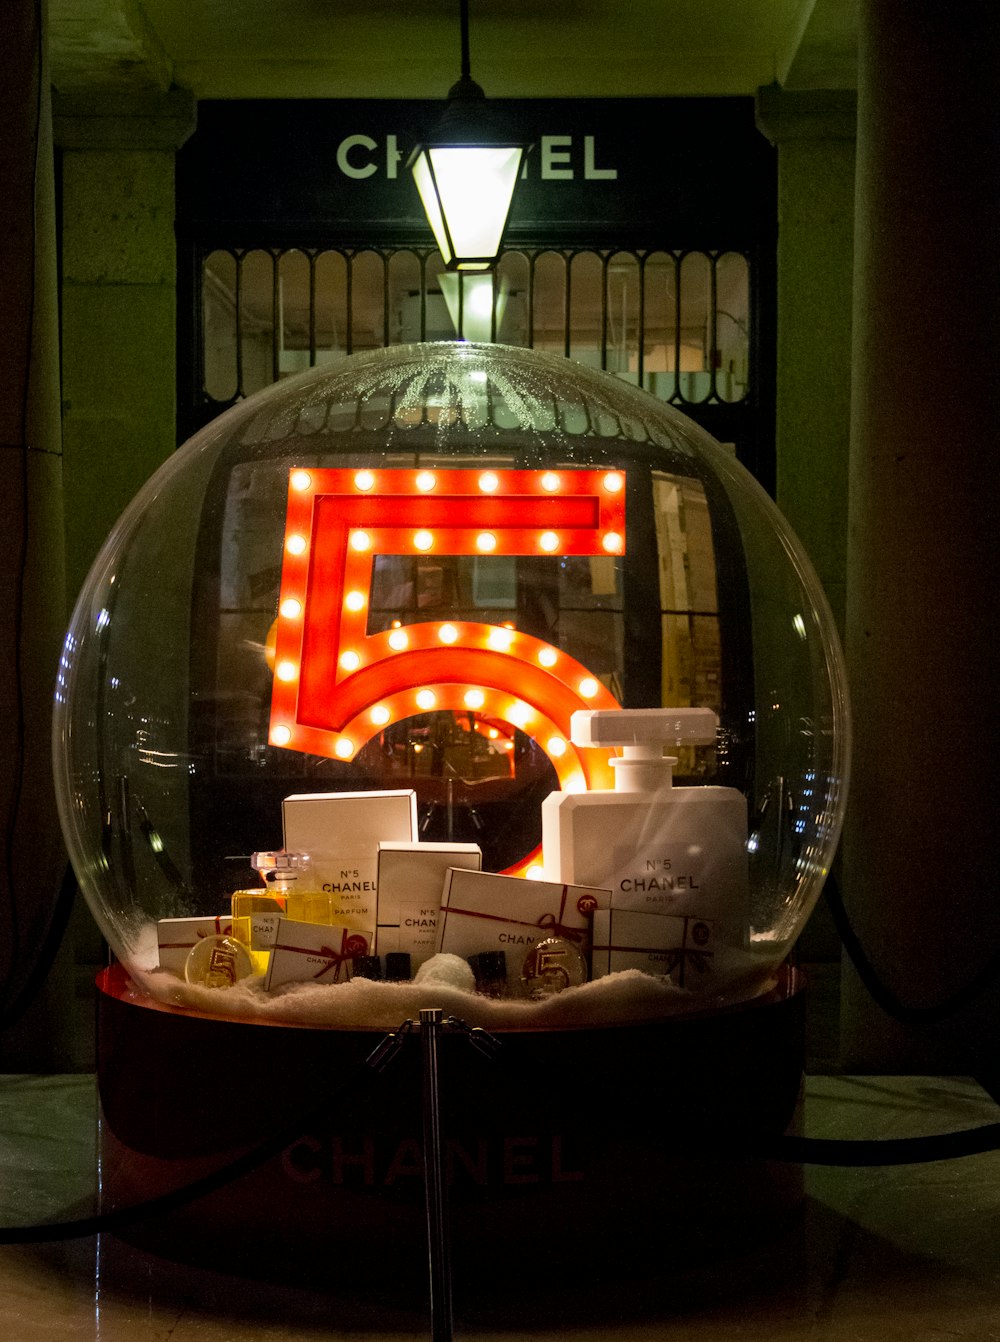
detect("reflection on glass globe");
top-left (53, 341), bottom-right (849, 1017)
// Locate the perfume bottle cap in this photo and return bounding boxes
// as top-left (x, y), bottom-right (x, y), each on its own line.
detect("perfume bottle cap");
top-left (570, 707), bottom-right (718, 749)
top-left (251, 850), bottom-right (310, 889)
top-left (571, 708), bottom-right (718, 793)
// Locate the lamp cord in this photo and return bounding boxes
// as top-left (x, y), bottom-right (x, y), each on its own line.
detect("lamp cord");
top-left (458, 0), bottom-right (471, 80)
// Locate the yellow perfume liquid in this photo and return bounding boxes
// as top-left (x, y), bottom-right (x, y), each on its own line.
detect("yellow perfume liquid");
top-left (230, 892), bottom-right (286, 975)
top-left (283, 889), bottom-right (334, 925)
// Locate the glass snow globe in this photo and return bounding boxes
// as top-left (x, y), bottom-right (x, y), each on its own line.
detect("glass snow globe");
top-left (53, 341), bottom-right (849, 1026)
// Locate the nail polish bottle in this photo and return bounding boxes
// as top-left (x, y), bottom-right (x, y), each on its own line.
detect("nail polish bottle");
top-left (385, 951), bottom-right (412, 982)
top-left (468, 950), bottom-right (508, 998)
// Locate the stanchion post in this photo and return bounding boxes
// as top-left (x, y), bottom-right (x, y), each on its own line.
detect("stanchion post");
top-left (420, 1006), bottom-right (454, 1342)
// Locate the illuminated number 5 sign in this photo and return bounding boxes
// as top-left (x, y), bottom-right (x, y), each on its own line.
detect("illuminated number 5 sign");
top-left (269, 467), bottom-right (624, 802)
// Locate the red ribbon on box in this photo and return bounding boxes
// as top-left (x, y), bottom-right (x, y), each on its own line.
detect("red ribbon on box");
top-left (664, 947), bottom-right (713, 983)
top-left (536, 883), bottom-right (591, 945)
top-left (446, 884), bottom-right (591, 947)
top-left (159, 917), bottom-right (233, 950)
top-left (272, 928), bottom-right (370, 981)
top-left (199, 917), bottom-right (234, 939)
top-left (597, 916), bottom-right (715, 987)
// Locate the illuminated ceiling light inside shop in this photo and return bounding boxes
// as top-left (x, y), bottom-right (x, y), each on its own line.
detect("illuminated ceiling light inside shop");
top-left (408, 0), bottom-right (531, 271)
top-left (440, 270), bottom-right (509, 342)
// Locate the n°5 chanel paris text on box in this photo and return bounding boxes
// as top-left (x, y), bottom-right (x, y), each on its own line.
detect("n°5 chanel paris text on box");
top-left (375, 841), bottom-right (482, 967)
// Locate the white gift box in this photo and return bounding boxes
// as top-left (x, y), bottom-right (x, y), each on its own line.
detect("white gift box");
top-left (375, 841), bottom-right (482, 967)
top-left (263, 917), bottom-right (372, 990)
top-left (282, 790), bottom-right (417, 932)
top-left (437, 869), bottom-right (609, 989)
top-left (282, 790), bottom-right (417, 851)
top-left (157, 915), bottom-right (234, 976)
top-left (591, 908), bottom-right (716, 987)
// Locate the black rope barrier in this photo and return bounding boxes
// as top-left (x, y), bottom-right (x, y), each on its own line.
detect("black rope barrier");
top-left (823, 874), bottom-right (1000, 1027)
top-left (3, 1052), bottom-right (1000, 1245)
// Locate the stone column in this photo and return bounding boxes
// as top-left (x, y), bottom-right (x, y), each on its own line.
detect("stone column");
top-left (841, 0), bottom-right (1000, 1069)
top-left (0, 0), bottom-right (73, 1065)
top-left (756, 85), bottom-right (856, 962)
top-left (55, 89), bottom-right (195, 604)
top-left (756, 85), bottom-right (856, 633)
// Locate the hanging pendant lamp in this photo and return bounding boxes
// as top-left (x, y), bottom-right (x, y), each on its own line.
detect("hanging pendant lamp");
top-left (409, 0), bottom-right (530, 271)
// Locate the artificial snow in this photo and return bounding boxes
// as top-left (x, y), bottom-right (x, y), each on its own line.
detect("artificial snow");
top-left (128, 921), bottom-right (774, 1032)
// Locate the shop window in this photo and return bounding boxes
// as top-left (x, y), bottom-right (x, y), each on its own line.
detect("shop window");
top-left (196, 244), bottom-right (752, 421)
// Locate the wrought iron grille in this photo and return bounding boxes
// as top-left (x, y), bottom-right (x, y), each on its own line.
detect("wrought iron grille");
top-left (197, 245), bottom-right (753, 418)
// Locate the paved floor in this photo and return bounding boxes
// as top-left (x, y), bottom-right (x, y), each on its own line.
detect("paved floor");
top-left (1, 1072), bottom-right (999, 1340)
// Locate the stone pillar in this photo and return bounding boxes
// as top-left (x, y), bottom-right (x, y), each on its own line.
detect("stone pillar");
top-left (756, 86), bottom-right (856, 633)
top-left (756, 86), bottom-right (856, 962)
top-left (55, 89), bottom-right (195, 605)
top-left (0, 0), bottom-right (73, 1065)
top-left (841, 0), bottom-right (1000, 1070)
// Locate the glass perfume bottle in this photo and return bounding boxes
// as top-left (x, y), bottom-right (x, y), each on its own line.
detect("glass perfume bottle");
top-left (232, 850), bottom-right (313, 973)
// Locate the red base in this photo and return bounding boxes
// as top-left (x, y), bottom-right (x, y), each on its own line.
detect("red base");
top-left (97, 964), bottom-right (806, 1283)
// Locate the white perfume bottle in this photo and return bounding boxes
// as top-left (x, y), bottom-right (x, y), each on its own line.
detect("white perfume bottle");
top-left (541, 708), bottom-right (749, 991)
